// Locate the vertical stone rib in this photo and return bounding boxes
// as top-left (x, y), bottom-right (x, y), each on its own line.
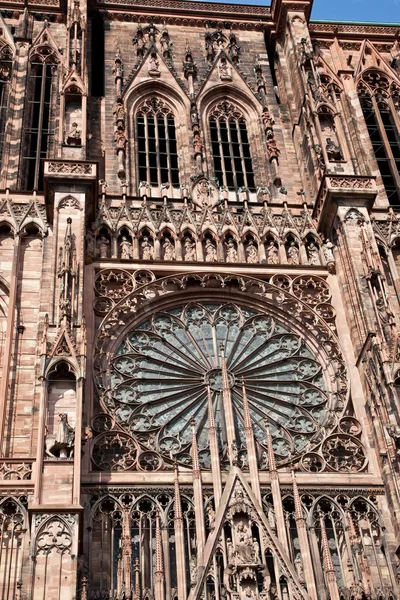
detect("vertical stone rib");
top-left (173, 465), bottom-right (187, 600)
top-left (264, 418), bottom-right (277, 474)
top-left (220, 344), bottom-right (236, 462)
top-left (191, 418), bottom-right (201, 478)
top-left (207, 386), bottom-right (222, 507)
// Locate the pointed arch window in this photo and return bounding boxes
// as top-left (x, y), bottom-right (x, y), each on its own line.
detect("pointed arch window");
top-left (209, 101), bottom-right (255, 191)
top-left (136, 97), bottom-right (179, 188)
top-left (358, 72), bottom-right (400, 206)
top-left (0, 43), bottom-right (13, 170)
top-left (22, 47), bottom-right (59, 191)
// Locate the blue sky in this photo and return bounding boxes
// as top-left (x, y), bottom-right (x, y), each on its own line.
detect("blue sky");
top-left (311, 0), bottom-right (399, 23)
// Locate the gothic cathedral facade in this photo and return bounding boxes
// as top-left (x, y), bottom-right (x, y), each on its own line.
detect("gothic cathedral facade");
top-left (0, 0), bottom-right (400, 598)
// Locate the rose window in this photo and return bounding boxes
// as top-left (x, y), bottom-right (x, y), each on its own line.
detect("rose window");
top-left (101, 302), bottom-right (332, 467)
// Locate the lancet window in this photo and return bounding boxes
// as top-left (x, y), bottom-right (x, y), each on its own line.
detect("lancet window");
top-left (137, 97), bottom-right (179, 188)
top-left (358, 71), bottom-right (400, 206)
top-left (209, 101), bottom-right (255, 191)
top-left (22, 47), bottom-right (59, 191)
top-left (0, 498), bottom-right (26, 600)
top-left (0, 42), bottom-right (13, 169)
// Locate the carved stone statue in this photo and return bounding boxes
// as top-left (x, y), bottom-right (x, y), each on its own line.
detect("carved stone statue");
top-left (113, 102), bottom-right (125, 123)
top-left (65, 121), bottom-right (81, 145)
top-left (326, 137), bottom-right (343, 161)
top-left (120, 237), bottom-right (132, 259)
top-left (295, 554), bottom-right (305, 583)
top-left (219, 58), bottom-right (232, 80)
top-left (46, 413), bottom-right (75, 459)
top-left (252, 538), bottom-right (260, 564)
top-left (307, 242), bottom-right (320, 265)
top-left (227, 538), bottom-right (235, 565)
top-left (322, 239), bottom-right (335, 263)
top-left (184, 238), bottom-right (197, 261)
top-left (266, 241), bottom-right (279, 265)
top-left (163, 238), bottom-right (175, 261)
top-left (98, 236), bottom-right (110, 259)
top-left (141, 237), bottom-right (154, 260)
top-left (235, 521), bottom-right (255, 564)
top-left (207, 504), bottom-right (215, 528)
top-left (190, 555), bottom-right (197, 586)
top-left (231, 440), bottom-right (238, 465)
top-left (246, 240), bottom-right (258, 264)
top-left (205, 239), bottom-right (217, 262)
top-left (148, 53), bottom-right (160, 76)
top-left (287, 242), bottom-right (300, 265)
top-left (225, 239), bottom-right (238, 263)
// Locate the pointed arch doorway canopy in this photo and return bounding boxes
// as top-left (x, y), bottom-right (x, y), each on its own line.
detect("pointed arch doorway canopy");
top-left (94, 271), bottom-right (348, 468)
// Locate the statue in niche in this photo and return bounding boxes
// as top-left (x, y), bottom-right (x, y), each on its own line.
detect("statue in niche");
top-left (227, 538), bottom-right (235, 565)
top-left (141, 237), bottom-right (154, 260)
top-left (260, 449), bottom-right (268, 469)
top-left (266, 136), bottom-right (280, 161)
top-left (267, 504), bottom-right (276, 531)
top-left (231, 440), bottom-right (238, 464)
top-left (184, 238), bottom-right (196, 261)
top-left (287, 242), bottom-right (300, 265)
top-left (148, 53), bottom-right (160, 76)
top-left (190, 555), bottom-right (197, 586)
top-left (193, 132), bottom-right (203, 155)
top-left (205, 239), bottom-right (217, 262)
top-left (225, 239), bottom-right (238, 263)
top-left (266, 241), bottom-right (279, 265)
top-left (219, 58), bottom-right (232, 81)
top-left (252, 538), bottom-right (260, 564)
top-left (45, 413), bottom-right (75, 459)
top-left (322, 238), bottom-right (335, 262)
top-left (246, 240), bottom-right (258, 264)
top-left (163, 238), bottom-right (175, 261)
top-left (98, 236), bottom-right (110, 259)
top-left (326, 137), bottom-right (343, 161)
top-left (196, 179), bottom-right (211, 206)
top-left (235, 521), bottom-right (255, 564)
top-left (120, 237), bottom-right (132, 259)
top-left (307, 242), bottom-right (320, 265)
top-left (65, 121), bottom-right (81, 145)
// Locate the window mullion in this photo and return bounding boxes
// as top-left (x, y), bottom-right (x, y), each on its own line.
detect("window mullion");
top-left (144, 114), bottom-right (150, 185)
top-left (33, 61), bottom-right (47, 190)
top-left (165, 113), bottom-right (171, 184)
top-left (226, 118), bottom-right (237, 189)
top-left (217, 119), bottom-right (227, 188)
top-left (155, 111), bottom-right (161, 187)
top-left (236, 120), bottom-right (248, 188)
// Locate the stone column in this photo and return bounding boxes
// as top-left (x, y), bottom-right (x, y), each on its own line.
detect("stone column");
top-left (320, 516), bottom-right (340, 600)
top-left (154, 511), bottom-right (165, 600)
top-left (207, 386), bottom-right (222, 507)
top-left (242, 379), bottom-right (261, 504)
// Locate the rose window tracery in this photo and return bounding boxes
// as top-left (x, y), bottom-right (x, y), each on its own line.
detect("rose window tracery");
top-left (98, 302), bottom-right (337, 468)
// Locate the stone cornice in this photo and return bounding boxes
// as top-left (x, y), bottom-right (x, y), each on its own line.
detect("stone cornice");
top-left (97, 0), bottom-right (271, 28)
top-left (309, 21), bottom-right (400, 39)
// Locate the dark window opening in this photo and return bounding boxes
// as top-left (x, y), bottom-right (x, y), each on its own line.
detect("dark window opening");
top-left (209, 105), bottom-right (255, 192)
top-left (90, 11), bottom-right (105, 97)
top-left (22, 61), bottom-right (56, 191)
top-left (137, 99), bottom-right (179, 189)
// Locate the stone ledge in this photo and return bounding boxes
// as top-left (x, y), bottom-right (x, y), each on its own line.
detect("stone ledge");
top-left (313, 174), bottom-right (377, 235)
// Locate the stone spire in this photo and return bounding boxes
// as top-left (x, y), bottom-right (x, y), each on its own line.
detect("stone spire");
top-left (174, 463), bottom-right (183, 521)
top-left (191, 418), bottom-right (201, 479)
top-left (173, 464), bottom-right (187, 600)
top-left (242, 378), bottom-right (261, 504)
top-left (241, 377), bottom-right (252, 430)
top-left (320, 515), bottom-right (340, 600)
top-left (207, 385), bottom-right (222, 506)
top-left (220, 344), bottom-right (236, 464)
top-left (291, 469), bottom-right (303, 522)
top-left (264, 418), bottom-right (277, 475)
top-left (346, 510), bottom-right (359, 546)
top-left (191, 418), bottom-right (206, 558)
top-left (154, 510), bottom-right (165, 600)
top-left (207, 385), bottom-right (216, 429)
top-left (291, 469), bottom-right (318, 600)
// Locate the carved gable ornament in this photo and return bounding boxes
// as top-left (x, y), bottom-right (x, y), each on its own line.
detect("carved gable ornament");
top-left (189, 468), bottom-right (309, 600)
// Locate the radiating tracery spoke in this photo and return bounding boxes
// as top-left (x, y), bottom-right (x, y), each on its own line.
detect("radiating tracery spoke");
top-left (103, 303), bottom-right (331, 466)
